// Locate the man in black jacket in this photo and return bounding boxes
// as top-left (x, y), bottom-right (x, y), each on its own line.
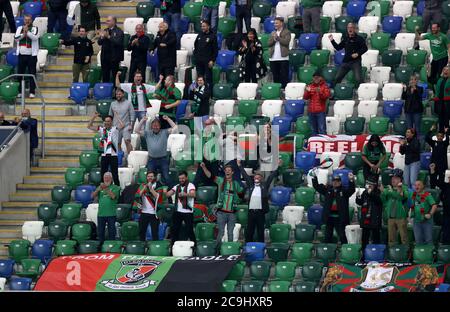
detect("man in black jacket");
top-left (430, 163), bottom-right (450, 244)
top-left (426, 124), bottom-right (449, 188)
top-left (63, 26), bottom-right (93, 82)
top-left (238, 159), bottom-right (280, 242)
top-left (152, 22), bottom-right (177, 80)
top-left (188, 76), bottom-right (210, 117)
top-left (329, 23), bottom-right (368, 87)
top-left (402, 75), bottom-right (424, 136)
top-left (0, 0), bottom-right (17, 42)
top-left (18, 109), bottom-right (38, 164)
top-left (161, 0), bottom-right (182, 49)
top-left (128, 24), bottom-right (150, 83)
top-left (193, 20), bottom-right (218, 90)
top-left (47, 0), bottom-right (70, 40)
top-left (76, 0), bottom-right (101, 41)
top-left (98, 16), bottom-right (124, 83)
top-left (312, 172), bottom-right (355, 244)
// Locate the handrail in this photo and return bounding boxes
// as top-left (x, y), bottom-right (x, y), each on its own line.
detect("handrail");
top-left (0, 74), bottom-right (46, 159)
top-left (0, 121), bottom-right (23, 153)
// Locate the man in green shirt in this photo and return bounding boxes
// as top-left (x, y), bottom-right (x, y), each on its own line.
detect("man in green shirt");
top-left (201, 0), bottom-right (220, 33)
top-left (361, 135), bottom-right (387, 182)
top-left (410, 180), bottom-right (437, 244)
top-left (153, 74), bottom-right (181, 129)
top-left (200, 163), bottom-right (244, 243)
top-left (417, 22), bottom-right (450, 86)
top-left (92, 172), bottom-right (121, 243)
top-left (381, 169), bottom-right (409, 246)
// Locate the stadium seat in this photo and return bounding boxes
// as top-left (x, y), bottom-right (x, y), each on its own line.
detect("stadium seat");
top-left (282, 206), bottom-right (304, 228)
top-left (218, 17), bottom-right (236, 38)
top-left (47, 222), bottom-right (68, 242)
top-left (357, 83), bottom-right (379, 101)
top-left (124, 241), bottom-right (146, 255)
top-left (145, 240), bottom-right (170, 256)
top-left (420, 152), bottom-right (432, 170)
top-left (172, 241), bottom-right (195, 257)
top-left (315, 243), bottom-right (338, 265)
top-left (370, 32), bottom-right (391, 52)
top-left (0, 81), bottom-right (19, 102)
top-left (213, 83), bottom-right (233, 100)
top-left (323, 1), bottom-right (344, 21)
top-left (294, 223), bottom-right (315, 243)
top-left (9, 277), bottom-right (32, 291)
top-left (0, 259), bottom-right (15, 279)
top-left (298, 33), bottom-right (320, 54)
top-left (393, 118), bottom-right (408, 135)
top-left (406, 49), bottom-right (427, 70)
top-left (270, 186), bottom-right (291, 209)
top-left (216, 50), bottom-right (236, 71)
top-left (221, 280), bottom-right (238, 292)
top-left (283, 100), bottom-right (305, 122)
top-left (413, 244), bottom-right (435, 264)
top-left (382, 83), bottom-right (403, 100)
top-left (60, 203), bottom-right (82, 227)
top-left (381, 49), bottom-right (403, 68)
top-left (124, 17), bottom-right (144, 35)
top-left (146, 17), bottom-right (163, 36)
top-left (289, 50), bottom-right (306, 70)
top-left (436, 245), bottom-right (450, 264)
top-left (294, 281), bottom-right (316, 292)
top-left (40, 33), bottom-right (61, 55)
top-left (368, 116), bottom-right (389, 135)
top-left (71, 223), bottom-right (92, 243)
top-left (101, 240), bottom-right (124, 253)
top-left (74, 185), bottom-right (95, 208)
top-left (261, 82), bottom-right (282, 100)
top-left (127, 151), bottom-right (148, 174)
top-left (272, 116), bottom-right (293, 137)
top-left (118, 167), bottom-right (134, 190)
top-left (346, 1), bottom-right (366, 21)
top-left (344, 117), bottom-right (365, 135)
top-left (180, 34), bottom-right (198, 56)
top-left (310, 50), bottom-right (331, 69)
top-left (87, 65), bottom-right (102, 87)
top-left (195, 186), bottom-right (218, 206)
top-left (332, 169), bottom-right (352, 187)
top-left (36, 49), bottom-right (48, 72)
top-left (37, 203), bottom-right (58, 226)
top-left (307, 204), bottom-right (324, 229)
top-left (364, 244), bottom-right (387, 262)
top-left (339, 243), bottom-right (362, 264)
top-left (394, 32), bottom-right (415, 54)
top-left (370, 66), bottom-right (391, 88)
top-left (241, 280), bottom-right (264, 292)
top-left (65, 167), bottom-right (85, 190)
top-left (335, 15), bottom-right (354, 34)
top-left (322, 66), bottom-right (337, 83)
top-left (294, 186), bottom-right (315, 210)
top-left (78, 241), bottom-right (101, 254)
top-left (267, 243), bottom-right (290, 262)
top-left (249, 260), bottom-right (272, 281)
top-left (383, 100), bottom-right (403, 122)
top-left (301, 261), bottom-right (324, 282)
top-left (357, 100), bottom-right (379, 121)
top-left (294, 151), bottom-right (316, 172)
top-left (344, 152), bottom-right (363, 173)
top-left (79, 151), bottom-right (99, 172)
top-left (387, 244), bottom-right (410, 263)
top-left (361, 50), bottom-right (379, 69)
top-left (244, 242), bottom-right (266, 263)
top-left (116, 204), bottom-right (132, 225)
top-left (136, 1), bottom-right (155, 22)
top-left (392, 1), bottom-right (413, 19)
top-left (263, 16), bottom-right (276, 33)
top-left (274, 261), bottom-right (297, 281)
top-left (93, 83), bottom-right (114, 100)
top-left (358, 16), bottom-right (379, 37)
top-left (382, 16), bottom-right (403, 37)
top-left (195, 223), bottom-right (216, 241)
top-left (405, 16), bottom-right (423, 33)
top-left (236, 83), bottom-right (258, 100)
top-left (55, 240), bottom-right (77, 256)
top-left (69, 83), bottom-right (90, 105)
top-left (269, 224), bottom-right (291, 243)
top-left (21, 221), bottom-right (44, 244)
top-left (120, 221), bottom-right (139, 241)
top-left (290, 242), bottom-right (313, 265)
top-left (422, 117), bottom-right (438, 133)
top-left (268, 280), bottom-right (291, 292)
top-left (261, 100), bottom-right (283, 120)
top-left (8, 239), bottom-right (30, 262)
top-left (220, 242), bottom-right (242, 256)
top-left (334, 100), bottom-right (355, 122)
top-left (322, 33), bottom-right (342, 55)
top-left (392, 153), bottom-right (405, 170)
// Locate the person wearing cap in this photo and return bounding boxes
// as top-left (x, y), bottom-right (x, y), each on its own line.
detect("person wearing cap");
top-left (430, 163), bottom-right (450, 244)
top-left (312, 171), bottom-right (355, 244)
top-left (381, 169), bottom-right (409, 246)
top-left (356, 177), bottom-right (383, 251)
top-left (410, 180), bottom-right (437, 245)
top-left (303, 71), bottom-right (331, 135)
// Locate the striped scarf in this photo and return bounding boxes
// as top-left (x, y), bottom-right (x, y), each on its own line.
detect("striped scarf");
top-left (131, 83), bottom-right (151, 111)
top-left (98, 127), bottom-right (116, 153)
top-left (174, 184), bottom-right (191, 210)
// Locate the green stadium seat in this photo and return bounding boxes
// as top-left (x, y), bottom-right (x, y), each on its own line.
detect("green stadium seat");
top-left (344, 152), bottom-right (363, 173)
top-left (265, 206), bottom-right (279, 229)
top-left (0, 64), bottom-right (13, 81)
top-left (213, 64), bottom-right (222, 84)
top-left (297, 65), bottom-right (318, 84)
top-left (421, 117), bottom-right (438, 134)
top-left (87, 65), bottom-right (102, 88)
top-left (406, 50), bottom-right (427, 70)
top-left (344, 117), bottom-right (365, 135)
top-left (250, 116), bottom-right (271, 134)
top-left (381, 50), bottom-right (403, 68)
top-left (378, 0), bottom-right (391, 17)
top-left (116, 204), bottom-right (132, 224)
top-left (196, 241), bottom-right (217, 256)
top-left (291, 242), bottom-right (314, 265)
top-left (196, 186), bottom-right (218, 206)
top-left (250, 260), bottom-right (272, 281)
top-left (92, 133), bottom-right (101, 151)
top-left (339, 244), bottom-right (362, 264)
top-left (120, 221), bottom-right (139, 241)
top-left (289, 50), bottom-right (306, 70)
top-left (418, 170), bottom-right (429, 185)
top-left (147, 240), bottom-right (171, 256)
top-left (220, 242), bottom-right (242, 256)
top-left (238, 100), bottom-right (259, 122)
top-left (393, 118), bottom-right (408, 135)
top-left (137, 167), bottom-right (148, 184)
top-left (48, 221), bottom-right (68, 241)
top-left (65, 167), bottom-right (85, 190)
top-left (295, 187), bottom-right (315, 210)
top-left (8, 239), bottom-right (30, 262)
top-left (182, 1), bottom-right (202, 19)
top-left (101, 240), bottom-right (123, 253)
top-left (136, 1), bottom-right (155, 22)
top-left (0, 82), bottom-right (20, 102)
top-left (79, 150), bottom-right (100, 172)
top-left (60, 203), bottom-right (82, 226)
top-left (226, 66), bottom-right (240, 88)
top-left (16, 258), bottom-right (41, 279)
top-left (96, 100), bottom-right (113, 120)
top-left (261, 82), bottom-right (282, 100)
top-left (37, 203), bottom-right (58, 226)
top-left (335, 16), bottom-right (354, 33)
top-left (333, 83), bottom-right (354, 100)
top-left (369, 117), bottom-right (390, 135)
top-left (370, 32), bottom-right (391, 53)
top-left (55, 240), bottom-right (77, 256)
top-left (437, 245), bottom-right (450, 264)
top-left (227, 261), bottom-right (245, 281)
top-left (413, 244), bottom-right (435, 264)
top-left (192, 15), bottom-right (202, 33)
top-left (51, 186), bottom-right (71, 208)
top-left (71, 223), bottom-right (92, 243)
top-left (267, 280), bottom-right (291, 292)
top-left (218, 17), bottom-right (236, 38)
top-left (252, 1), bottom-right (271, 18)
top-left (221, 280), bottom-right (238, 292)
top-left (274, 261), bottom-right (297, 281)
top-left (294, 281), bottom-right (316, 292)
top-left (283, 169), bottom-right (303, 189)
top-left (310, 50), bottom-right (330, 69)
top-left (257, 33), bottom-right (270, 50)
top-left (213, 83), bottom-right (233, 100)
top-left (40, 33), bottom-right (61, 55)
top-left (301, 261), bottom-right (324, 282)
top-left (405, 16), bottom-right (423, 33)
top-left (270, 224), bottom-right (291, 243)
top-left (124, 241), bottom-right (146, 255)
top-left (387, 244), bottom-right (410, 263)
top-left (226, 116), bottom-right (246, 128)
top-left (77, 240), bottom-right (100, 254)
top-left (287, 16), bottom-right (301, 37)
top-left (236, 207), bottom-right (248, 227)
top-left (88, 167), bottom-right (102, 186)
top-left (394, 66), bottom-right (414, 85)
top-left (320, 16), bottom-right (332, 33)
top-left (315, 243), bottom-right (337, 265)
top-left (295, 116), bottom-right (312, 137)
top-left (322, 66), bottom-right (337, 83)
top-left (295, 224), bottom-right (315, 243)
top-left (241, 280), bottom-right (264, 292)
top-left (267, 243), bottom-right (290, 262)
top-left (175, 151), bottom-right (194, 170)
top-left (195, 223), bottom-right (216, 241)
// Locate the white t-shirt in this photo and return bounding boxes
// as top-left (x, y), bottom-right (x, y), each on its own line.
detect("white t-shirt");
top-left (269, 30), bottom-right (289, 62)
top-left (171, 183), bottom-right (196, 213)
top-left (249, 185), bottom-right (262, 210)
top-left (120, 83), bottom-right (155, 112)
top-left (142, 182), bottom-right (159, 214)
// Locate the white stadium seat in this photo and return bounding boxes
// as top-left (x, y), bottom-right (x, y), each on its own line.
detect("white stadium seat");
top-left (167, 133), bottom-right (187, 157)
top-left (326, 116), bottom-right (340, 135)
top-left (237, 83), bottom-right (258, 100)
top-left (118, 167), bottom-right (134, 190)
top-left (176, 50), bottom-right (188, 67)
top-left (276, 1), bottom-right (297, 19)
top-left (382, 83), bottom-right (403, 100)
top-left (349, 187), bottom-right (365, 210)
top-left (358, 100), bottom-right (379, 120)
top-left (345, 225), bottom-right (362, 244)
top-left (9, 1), bottom-right (20, 17)
top-left (219, 1), bottom-right (227, 17)
top-left (322, 33), bottom-right (342, 54)
top-left (124, 133), bottom-right (140, 150)
top-left (172, 241), bottom-right (195, 256)
top-left (320, 152), bottom-right (342, 171)
top-left (86, 204), bottom-right (99, 226)
top-left (333, 100), bottom-right (355, 123)
top-left (394, 33), bottom-right (415, 54)
top-left (146, 100), bottom-right (162, 119)
top-left (393, 152), bottom-right (405, 170)
top-left (67, 1), bottom-right (80, 18)
top-left (0, 277), bottom-right (6, 291)
top-left (22, 221), bottom-right (44, 244)
top-left (261, 100), bottom-right (283, 120)
top-left (322, 1), bottom-right (343, 21)
top-left (307, 168), bottom-right (329, 187)
top-left (33, 17), bottom-right (48, 38)
top-left (285, 83), bottom-right (306, 99)
top-left (370, 66), bottom-right (391, 88)
top-left (214, 100), bottom-right (235, 121)
top-left (181, 33), bottom-right (198, 56)
top-left (246, 17), bottom-right (261, 33)
top-left (361, 49), bottom-right (379, 69)
top-left (222, 223), bottom-right (241, 242)
top-left (358, 16), bottom-right (379, 37)
top-left (97, 51), bottom-right (102, 66)
top-left (147, 17), bottom-right (164, 36)
top-left (123, 17), bottom-right (144, 35)
top-left (0, 33), bottom-right (15, 49)
top-left (357, 83), bottom-right (379, 100)
top-left (121, 50), bottom-right (132, 69)
top-left (418, 39), bottom-right (432, 57)
top-left (36, 49), bottom-right (48, 72)
top-left (282, 206), bottom-right (304, 228)
top-left (393, 1), bottom-right (414, 19)
top-left (289, 33), bottom-right (296, 50)
top-left (445, 169), bottom-right (450, 183)
top-left (127, 151), bottom-right (148, 174)
top-left (175, 82), bottom-right (185, 98)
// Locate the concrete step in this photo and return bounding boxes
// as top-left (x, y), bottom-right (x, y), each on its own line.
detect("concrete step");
top-left (0, 210), bottom-right (36, 220)
top-left (25, 97), bottom-right (73, 104)
top-left (43, 140), bottom-right (92, 151)
top-left (39, 73), bottom-right (73, 83)
top-left (39, 150), bottom-right (84, 157)
top-left (31, 167), bottom-right (67, 174)
top-left (38, 123), bottom-right (94, 133)
top-left (0, 228), bottom-right (21, 239)
top-left (9, 191), bottom-right (52, 202)
top-left (42, 132), bottom-right (95, 139)
top-left (39, 90), bottom-right (70, 99)
top-left (0, 247), bottom-right (8, 257)
top-left (46, 65), bottom-right (72, 72)
top-left (39, 81), bottom-right (73, 88)
top-left (13, 106), bottom-right (72, 116)
top-left (23, 175), bottom-right (65, 184)
top-left (98, 1), bottom-right (139, 8)
top-left (17, 184), bottom-right (59, 191)
top-left (1, 201), bottom-right (46, 209)
top-left (55, 56), bottom-right (75, 66)
top-left (38, 157), bottom-right (79, 167)
top-left (99, 9), bottom-right (136, 17)
top-left (5, 115), bottom-right (93, 122)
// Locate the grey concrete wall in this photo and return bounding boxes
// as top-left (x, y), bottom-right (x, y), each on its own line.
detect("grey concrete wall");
top-left (0, 128), bottom-right (30, 210)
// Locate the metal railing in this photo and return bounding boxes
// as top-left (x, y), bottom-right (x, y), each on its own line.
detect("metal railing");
top-left (0, 122), bottom-right (23, 153)
top-left (0, 74), bottom-right (46, 159)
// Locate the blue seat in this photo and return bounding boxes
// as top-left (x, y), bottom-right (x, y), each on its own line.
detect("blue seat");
top-left (435, 283), bottom-right (450, 292)
top-left (153, 0), bottom-right (161, 7)
top-left (418, 82), bottom-right (428, 99)
top-left (69, 83), bottom-right (90, 104)
top-left (332, 169), bottom-right (352, 187)
top-left (23, 1), bottom-right (43, 19)
top-left (216, 50), bottom-right (236, 71)
top-left (264, 17), bottom-right (275, 33)
top-left (244, 242), bottom-right (266, 263)
top-left (417, 1), bottom-right (425, 16)
top-left (307, 204), bottom-right (323, 229)
top-left (146, 222), bottom-right (168, 240)
top-left (93, 83), bottom-right (114, 100)
top-left (118, 150), bottom-right (124, 167)
top-left (217, 32), bottom-right (223, 50)
top-left (31, 239), bottom-right (54, 264)
top-left (9, 277), bottom-right (32, 290)
top-left (382, 16), bottom-right (403, 37)
top-left (382, 100), bottom-right (403, 122)
top-left (346, 1), bottom-right (366, 22)
top-left (270, 186), bottom-right (292, 208)
top-left (298, 33), bottom-right (320, 54)
top-left (15, 17), bottom-right (24, 28)
top-left (0, 259), bottom-right (15, 278)
top-left (6, 49), bottom-right (18, 68)
top-left (334, 49), bottom-right (346, 66)
top-left (230, 3), bottom-right (236, 17)
top-left (147, 51), bottom-right (159, 76)
top-left (295, 151), bottom-right (316, 172)
top-left (364, 244), bottom-right (386, 262)
top-left (75, 185), bottom-right (96, 208)
top-left (272, 116), bottom-right (293, 137)
top-left (420, 152), bottom-right (432, 170)
top-left (270, 0), bottom-right (280, 7)
top-left (176, 99), bottom-right (189, 121)
top-left (284, 100), bottom-right (305, 121)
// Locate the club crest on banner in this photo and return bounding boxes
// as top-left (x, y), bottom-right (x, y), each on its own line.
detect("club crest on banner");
top-left (355, 262), bottom-right (397, 292)
top-left (101, 260), bottom-right (161, 290)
